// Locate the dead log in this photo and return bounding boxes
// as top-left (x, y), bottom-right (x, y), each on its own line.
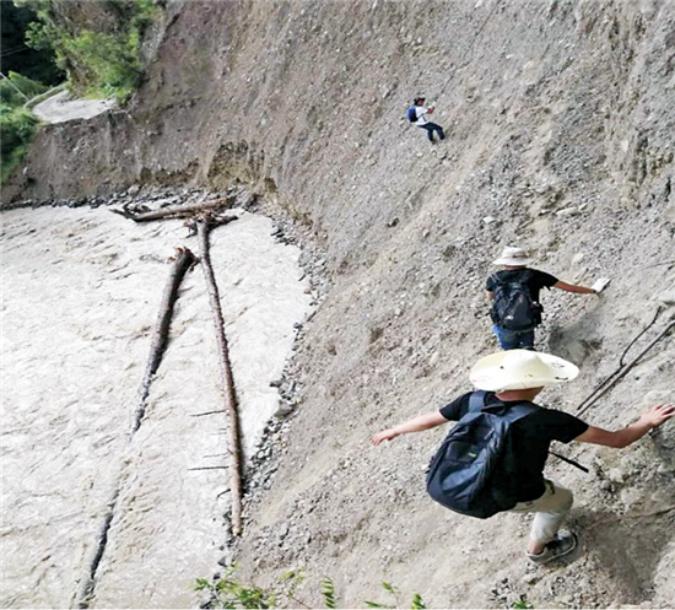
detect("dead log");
top-left (133, 247), bottom-right (196, 432)
top-left (196, 218), bottom-right (244, 536)
top-left (75, 247), bottom-right (196, 607)
top-left (111, 196), bottom-right (236, 223)
top-left (185, 213), bottom-right (237, 236)
top-left (74, 488), bottom-right (121, 608)
top-left (190, 409), bottom-right (227, 417)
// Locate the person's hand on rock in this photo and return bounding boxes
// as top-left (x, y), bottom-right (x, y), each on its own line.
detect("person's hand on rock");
top-left (640, 404), bottom-right (675, 429)
top-left (371, 428), bottom-right (399, 445)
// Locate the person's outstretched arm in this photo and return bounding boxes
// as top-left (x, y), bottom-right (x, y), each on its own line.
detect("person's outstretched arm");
top-left (574, 404), bottom-right (674, 448)
top-left (371, 411), bottom-right (447, 445)
top-left (553, 280), bottom-right (596, 294)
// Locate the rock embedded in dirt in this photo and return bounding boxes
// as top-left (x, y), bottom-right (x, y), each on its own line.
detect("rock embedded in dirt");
top-left (657, 290), bottom-right (675, 306)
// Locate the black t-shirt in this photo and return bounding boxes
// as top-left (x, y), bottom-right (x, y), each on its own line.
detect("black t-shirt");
top-left (485, 268), bottom-right (558, 303)
top-left (439, 391), bottom-right (588, 502)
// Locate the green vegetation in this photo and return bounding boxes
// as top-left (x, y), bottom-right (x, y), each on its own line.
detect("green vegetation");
top-left (195, 570), bottom-right (428, 610)
top-left (195, 574), bottom-right (275, 609)
top-left (363, 581), bottom-right (427, 609)
top-left (0, 0), bottom-right (157, 184)
top-left (19, 0), bottom-right (157, 103)
top-left (1, 1), bottom-right (57, 185)
top-left (320, 577), bottom-right (337, 609)
top-left (0, 70), bottom-right (48, 104)
top-left (1, 1), bottom-right (63, 84)
top-left (0, 105), bottom-right (38, 183)
top-left (195, 567), bottom-right (304, 609)
top-left (0, 71), bottom-right (45, 183)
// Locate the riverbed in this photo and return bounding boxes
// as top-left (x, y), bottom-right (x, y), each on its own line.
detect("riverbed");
top-left (0, 205), bottom-right (312, 607)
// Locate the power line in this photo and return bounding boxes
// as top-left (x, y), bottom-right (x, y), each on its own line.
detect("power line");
top-left (0, 45), bottom-right (29, 54)
top-left (1, 47), bottom-right (32, 58)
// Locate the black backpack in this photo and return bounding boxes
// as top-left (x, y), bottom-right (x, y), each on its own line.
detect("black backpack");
top-left (406, 106), bottom-right (418, 122)
top-left (426, 391), bottom-right (536, 519)
top-left (489, 271), bottom-right (542, 330)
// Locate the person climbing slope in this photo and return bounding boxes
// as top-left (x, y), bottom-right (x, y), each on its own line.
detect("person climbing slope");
top-left (486, 246), bottom-right (606, 350)
top-left (371, 349), bottom-right (674, 564)
top-left (407, 96), bottom-right (445, 143)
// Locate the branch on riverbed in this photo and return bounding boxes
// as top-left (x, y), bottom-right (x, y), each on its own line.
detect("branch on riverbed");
top-left (133, 246), bottom-right (196, 433)
top-left (184, 212), bottom-right (238, 236)
top-left (111, 195), bottom-right (236, 222)
top-left (196, 217), bottom-right (244, 536)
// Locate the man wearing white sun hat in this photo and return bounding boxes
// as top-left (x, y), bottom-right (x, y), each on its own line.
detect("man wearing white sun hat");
top-left (371, 350), bottom-right (674, 564)
top-left (486, 246), bottom-right (605, 350)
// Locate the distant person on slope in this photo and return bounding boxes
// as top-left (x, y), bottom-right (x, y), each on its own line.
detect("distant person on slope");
top-left (407, 96), bottom-right (445, 143)
top-left (486, 246), bottom-right (603, 350)
top-left (371, 349), bottom-right (674, 564)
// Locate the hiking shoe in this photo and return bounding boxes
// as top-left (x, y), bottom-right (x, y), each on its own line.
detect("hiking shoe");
top-left (528, 532), bottom-right (578, 564)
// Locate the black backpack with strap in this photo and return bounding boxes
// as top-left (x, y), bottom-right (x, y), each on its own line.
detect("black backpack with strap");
top-left (426, 391), bottom-right (536, 519)
top-left (489, 271), bottom-right (542, 330)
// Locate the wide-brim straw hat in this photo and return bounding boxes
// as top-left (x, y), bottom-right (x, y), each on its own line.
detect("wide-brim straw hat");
top-left (470, 350), bottom-right (579, 391)
top-left (493, 246), bottom-right (532, 266)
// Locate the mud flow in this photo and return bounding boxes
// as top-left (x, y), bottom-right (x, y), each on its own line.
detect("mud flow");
top-left (0, 203), bottom-right (313, 607)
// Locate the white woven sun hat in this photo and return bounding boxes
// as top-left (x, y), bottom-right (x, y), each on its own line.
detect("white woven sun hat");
top-left (470, 350), bottom-right (579, 392)
top-left (493, 246), bottom-right (533, 266)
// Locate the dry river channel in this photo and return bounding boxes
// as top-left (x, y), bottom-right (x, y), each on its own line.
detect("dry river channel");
top-left (0, 202), bottom-right (313, 608)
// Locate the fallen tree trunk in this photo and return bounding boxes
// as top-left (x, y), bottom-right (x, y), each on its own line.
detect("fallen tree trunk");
top-left (112, 196), bottom-right (236, 223)
top-left (75, 247), bottom-right (196, 608)
top-left (133, 247), bottom-right (196, 432)
top-left (74, 488), bottom-right (121, 608)
top-left (196, 217), bottom-right (244, 536)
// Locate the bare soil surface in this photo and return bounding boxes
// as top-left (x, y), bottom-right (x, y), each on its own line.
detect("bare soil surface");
top-left (31, 90), bottom-right (115, 124)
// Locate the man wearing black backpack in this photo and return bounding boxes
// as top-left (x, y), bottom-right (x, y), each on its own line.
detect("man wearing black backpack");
top-left (486, 246), bottom-right (599, 350)
top-left (370, 350), bottom-right (674, 564)
top-left (407, 96), bottom-right (445, 143)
